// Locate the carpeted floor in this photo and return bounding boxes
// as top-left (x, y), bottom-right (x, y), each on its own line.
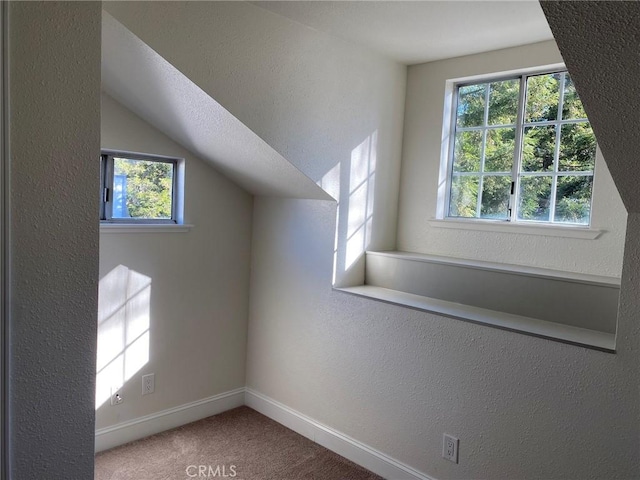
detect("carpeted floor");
top-left (95, 406), bottom-right (383, 480)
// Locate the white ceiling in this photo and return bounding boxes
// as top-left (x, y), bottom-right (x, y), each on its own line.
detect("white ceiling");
top-left (252, 1), bottom-right (554, 65)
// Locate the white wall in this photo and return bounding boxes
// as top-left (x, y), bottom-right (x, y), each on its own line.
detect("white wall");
top-left (397, 40), bottom-right (626, 278)
top-left (97, 4), bottom-right (639, 480)
top-left (9, 2), bottom-right (101, 478)
top-left (97, 93), bottom-right (252, 429)
top-left (236, 25), bottom-right (636, 480)
top-left (248, 196), bottom-right (639, 480)
top-left (103, 1), bottom-right (406, 286)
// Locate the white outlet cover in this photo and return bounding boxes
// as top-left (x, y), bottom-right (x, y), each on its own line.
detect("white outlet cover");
top-left (443, 434), bottom-right (459, 463)
top-left (142, 373), bottom-right (155, 395)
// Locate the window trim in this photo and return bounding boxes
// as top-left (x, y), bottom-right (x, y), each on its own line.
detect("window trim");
top-left (438, 63), bottom-right (596, 228)
top-left (100, 150), bottom-right (183, 225)
top-left (428, 217), bottom-right (602, 240)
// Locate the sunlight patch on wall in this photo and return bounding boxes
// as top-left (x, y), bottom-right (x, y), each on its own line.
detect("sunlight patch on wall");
top-left (345, 131), bottom-right (377, 270)
top-left (320, 131), bottom-right (379, 286)
top-left (96, 265), bottom-right (151, 409)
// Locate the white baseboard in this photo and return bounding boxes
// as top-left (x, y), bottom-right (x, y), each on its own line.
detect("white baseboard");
top-left (245, 388), bottom-right (435, 480)
top-left (95, 387), bottom-right (434, 480)
top-left (95, 387), bottom-right (245, 453)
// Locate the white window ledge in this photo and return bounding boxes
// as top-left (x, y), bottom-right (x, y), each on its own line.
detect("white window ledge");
top-left (100, 223), bottom-right (193, 234)
top-left (367, 250), bottom-right (620, 287)
top-left (429, 218), bottom-right (602, 239)
top-left (336, 285), bottom-right (615, 353)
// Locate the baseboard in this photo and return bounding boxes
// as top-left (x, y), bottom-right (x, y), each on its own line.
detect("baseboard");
top-left (95, 387), bottom-right (245, 453)
top-left (95, 387), bottom-right (435, 479)
top-left (245, 388), bottom-right (435, 480)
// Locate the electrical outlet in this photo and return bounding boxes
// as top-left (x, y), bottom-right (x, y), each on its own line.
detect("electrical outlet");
top-left (110, 387), bottom-right (123, 406)
top-left (142, 373), bottom-right (155, 396)
top-left (443, 434), bottom-right (459, 463)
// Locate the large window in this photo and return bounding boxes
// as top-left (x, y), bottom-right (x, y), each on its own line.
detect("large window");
top-left (100, 151), bottom-right (178, 223)
top-left (446, 69), bottom-right (596, 225)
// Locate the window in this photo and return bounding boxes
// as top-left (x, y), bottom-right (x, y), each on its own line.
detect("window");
top-left (100, 151), bottom-right (179, 223)
top-left (446, 69), bottom-right (596, 225)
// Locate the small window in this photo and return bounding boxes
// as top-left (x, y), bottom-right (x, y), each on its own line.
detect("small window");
top-left (100, 151), bottom-right (178, 223)
top-left (445, 69), bottom-right (596, 226)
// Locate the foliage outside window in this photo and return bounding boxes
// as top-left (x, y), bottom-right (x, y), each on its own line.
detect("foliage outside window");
top-left (448, 70), bottom-right (596, 225)
top-left (100, 152), bottom-right (178, 223)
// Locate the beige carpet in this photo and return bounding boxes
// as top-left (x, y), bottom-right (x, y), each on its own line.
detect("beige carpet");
top-left (95, 406), bottom-right (383, 480)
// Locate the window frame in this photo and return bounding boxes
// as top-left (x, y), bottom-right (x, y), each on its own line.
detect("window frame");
top-left (100, 150), bottom-right (180, 225)
top-left (442, 66), bottom-right (596, 227)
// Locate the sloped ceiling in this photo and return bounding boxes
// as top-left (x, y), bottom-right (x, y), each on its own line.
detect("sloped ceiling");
top-left (101, 12), bottom-right (332, 201)
top-left (541, 1), bottom-right (640, 213)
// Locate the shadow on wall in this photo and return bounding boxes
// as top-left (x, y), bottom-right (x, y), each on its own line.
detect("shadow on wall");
top-left (96, 265), bottom-right (151, 409)
top-left (319, 131), bottom-right (377, 287)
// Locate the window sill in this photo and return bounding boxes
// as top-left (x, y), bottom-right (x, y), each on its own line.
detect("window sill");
top-left (100, 223), bottom-right (193, 234)
top-left (336, 285), bottom-right (615, 353)
top-left (429, 218), bottom-right (602, 239)
top-left (367, 250), bottom-right (620, 286)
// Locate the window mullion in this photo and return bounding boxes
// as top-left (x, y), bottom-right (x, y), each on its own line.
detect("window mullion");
top-left (477, 84), bottom-right (491, 218)
top-left (444, 86), bottom-right (461, 219)
top-left (549, 74), bottom-right (566, 223)
top-left (558, 71), bottom-right (566, 122)
top-left (549, 124), bottom-right (560, 221)
top-left (99, 155), bottom-right (107, 221)
top-left (476, 175), bottom-right (484, 218)
top-left (549, 122), bottom-right (562, 223)
top-left (478, 129), bottom-right (487, 218)
top-left (105, 155), bottom-right (115, 221)
top-left (510, 75), bottom-right (528, 222)
top-left (523, 118), bottom-right (587, 128)
top-left (550, 173), bottom-right (559, 223)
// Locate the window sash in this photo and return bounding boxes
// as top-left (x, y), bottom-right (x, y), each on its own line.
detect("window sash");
top-left (100, 151), bottom-right (178, 224)
top-left (446, 69), bottom-right (595, 226)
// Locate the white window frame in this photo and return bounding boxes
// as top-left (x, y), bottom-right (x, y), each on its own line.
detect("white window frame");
top-left (100, 150), bottom-right (184, 225)
top-left (438, 64), bottom-right (596, 228)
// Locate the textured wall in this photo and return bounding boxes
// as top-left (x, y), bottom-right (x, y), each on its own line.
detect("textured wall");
top-left (541, 1), bottom-right (640, 215)
top-left (239, 11), bottom-right (638, 480)
top-left (100, 2), bottom-right (640, 479)
top-left (97, 93), bottom-right (253, 429)
top-left (397, 40), bottom-right (626, 277)
top-left (9, 2), bottom-right (101, 478)
top-left (103, 1), bottom-right (406, 286)
top-left (249, 197), bottom-right (639, 480)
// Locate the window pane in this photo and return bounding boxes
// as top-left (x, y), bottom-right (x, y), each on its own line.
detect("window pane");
top-left (488, 79), bottom-right (519, 125)
top-left (559, 122), bottom-right (596, 172)
top-left (555, 175), bottom-right (592, 224)
top-left (457, 84), bottom-right (485, 127)
top-left (485, 128), bottom-right (515, 172)
top-left (480, 175), bottom-right (510, 220)
top-left (453, 131), bottom-right (482, 172)
top-left (562, 74), bottom-right (587, 120)
top-left (522, 125), bottom-right (557, 172)
top-left (518, 176), bottom-right (552, 222)
top-left (449, 175), bottom-right (479, 218)
top-left (113, 157), bottom-right (174, 219)
top-left (525, 73), bottom-right (560, 123)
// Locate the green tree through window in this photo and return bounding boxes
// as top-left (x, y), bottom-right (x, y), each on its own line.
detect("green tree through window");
top-left (114, 158), bottom-right (174, 219)
top-left (448, 70), bottom-right (595, 225)
top-left (100, 152), bottom-right (178, 223)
